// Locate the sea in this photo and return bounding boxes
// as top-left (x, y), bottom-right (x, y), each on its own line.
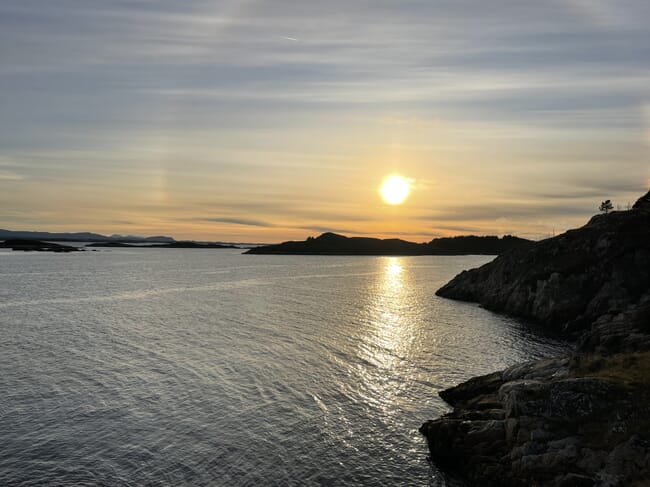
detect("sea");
top-left (0, 248), bottom-right (569, 486)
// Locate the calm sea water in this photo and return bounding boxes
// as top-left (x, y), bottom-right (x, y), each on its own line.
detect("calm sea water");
top-left (0, 248), bottom-right (568, 486)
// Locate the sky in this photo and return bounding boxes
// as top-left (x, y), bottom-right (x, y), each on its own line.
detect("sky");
top-left (1, 0), bottom-right (649, 243)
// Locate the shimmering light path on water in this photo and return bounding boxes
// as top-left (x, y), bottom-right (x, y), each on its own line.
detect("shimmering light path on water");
top-left (0, 249), bottom-right (568, 486)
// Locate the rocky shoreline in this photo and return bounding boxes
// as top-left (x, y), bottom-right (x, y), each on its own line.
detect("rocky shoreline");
top-left (421, 191), bottom-right (650, 486)
top-left (0, 239), bottom-right (82, 252)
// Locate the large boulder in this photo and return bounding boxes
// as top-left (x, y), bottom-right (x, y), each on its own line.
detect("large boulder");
top-left (420, 353), bottom-right (650, 486)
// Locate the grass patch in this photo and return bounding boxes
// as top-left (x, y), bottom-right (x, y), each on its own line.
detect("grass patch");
top-left (570, 351), bottom-right (650, 390)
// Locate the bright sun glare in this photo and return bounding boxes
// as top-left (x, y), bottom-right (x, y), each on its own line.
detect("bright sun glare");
top-left (380, 175), bottom-right (411, 205)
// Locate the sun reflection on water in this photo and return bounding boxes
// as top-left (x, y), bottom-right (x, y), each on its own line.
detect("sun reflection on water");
top-left (355, 257), bottom-right (419, 418)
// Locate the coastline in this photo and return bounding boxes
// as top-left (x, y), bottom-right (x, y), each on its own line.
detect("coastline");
top-left (421, 191), bottom-right (650, 486)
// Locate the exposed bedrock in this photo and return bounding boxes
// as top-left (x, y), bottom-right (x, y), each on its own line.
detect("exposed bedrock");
top-left (436, 190), bottom-right (650, 335)
top-left (423, 191), bottom-right (650, 486)
top-left (421, 349), bottom-right (650, 486)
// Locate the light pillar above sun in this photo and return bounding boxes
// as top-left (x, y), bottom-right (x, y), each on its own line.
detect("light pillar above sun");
top-left (380, 174), bottom-right (411, 205)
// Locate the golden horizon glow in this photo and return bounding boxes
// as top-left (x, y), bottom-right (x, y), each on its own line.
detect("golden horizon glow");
top-left (2, 3), bottom-right (647, 243)
top-left (380, 175), bottom-right (411, 205)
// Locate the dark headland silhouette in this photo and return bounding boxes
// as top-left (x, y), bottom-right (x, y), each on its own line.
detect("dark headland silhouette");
top-left (421, 189), bottom-right (650, 486)
top-left (245, 232), bottom-right (531, 255)
top-left (0, 239), bottom-right (82, 252)
top-left (0, 239), bottom-right (238, 252)
top-left (0, 229), bottom-right (239, 250)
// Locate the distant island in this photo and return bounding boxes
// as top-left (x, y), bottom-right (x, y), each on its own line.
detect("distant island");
top-left (0, 229), bottom-right (176, 244)
top-left (0, 229), bottom-right (242, 249)
top-left (0, 228), bottom-right (532, 255)
top-left (0, 239), bottom-right (82, 252)
top-left (245, 232), bottom-right (531, 256)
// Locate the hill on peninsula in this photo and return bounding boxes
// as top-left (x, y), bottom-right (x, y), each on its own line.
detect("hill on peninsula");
top-left (245, 232), bottom-right (531, 255)
top-left (437, 189), bottom-right (650, 335)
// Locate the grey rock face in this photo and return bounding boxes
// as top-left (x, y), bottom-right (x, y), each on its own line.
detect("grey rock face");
top-left (420, 358), bottom-right (649, 486)
top-left (422, 191), bottom-right (650, 486)
top-left (436, 193), bottom-right (650, 335)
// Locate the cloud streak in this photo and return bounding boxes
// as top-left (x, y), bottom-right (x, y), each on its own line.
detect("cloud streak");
top-left (205, 217), bottom-right (277, 228)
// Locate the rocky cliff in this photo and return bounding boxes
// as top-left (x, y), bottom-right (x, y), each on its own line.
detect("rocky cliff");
top-left (420, 315), bottom-right (650, 486)
top-left (436, 191), bottom-right (650, 335)
top-left (422, 190), bottom-right (650, 486)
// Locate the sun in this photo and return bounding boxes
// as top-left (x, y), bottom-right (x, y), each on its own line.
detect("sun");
top-left (380, 174), bottom-right (411, 205)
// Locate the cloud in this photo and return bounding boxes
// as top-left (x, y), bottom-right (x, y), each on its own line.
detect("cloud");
top-left (0, 155), bottom-right (26, 178)
top-left (0, 171), bottom-right (23, 181)
top-left (205, 217), bottom-right (277, 228)
top-left (522, 179), bottom-right (647, 201)
top-left (431, 224), bottom-right (487, 234)
top-left (294, 225), bottom-right (367, 236)
top-left (423, 202), bottom-right (596, 223)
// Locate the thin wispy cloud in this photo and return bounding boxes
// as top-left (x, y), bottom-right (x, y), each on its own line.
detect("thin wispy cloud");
top-left (0, 171), bottom-right (23, 181)
top-left (205, 217), bottom-right (277, 228)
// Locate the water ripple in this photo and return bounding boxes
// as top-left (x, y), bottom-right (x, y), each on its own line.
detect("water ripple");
top-left (0, 250), bottom-right (569, 486)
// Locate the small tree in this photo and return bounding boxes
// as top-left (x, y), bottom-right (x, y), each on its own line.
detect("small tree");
top-left (599, 199), bottom-right (613, 214)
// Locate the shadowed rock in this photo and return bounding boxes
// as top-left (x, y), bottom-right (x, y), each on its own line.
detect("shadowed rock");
top-left (0, 239), bottom-right (82, 252)
top-left (421, 346), bottom-right (650, 486)
top-left (422, 190), bottom-right (650, 486)
top-left (436, 190), bottom-right (650, 335)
